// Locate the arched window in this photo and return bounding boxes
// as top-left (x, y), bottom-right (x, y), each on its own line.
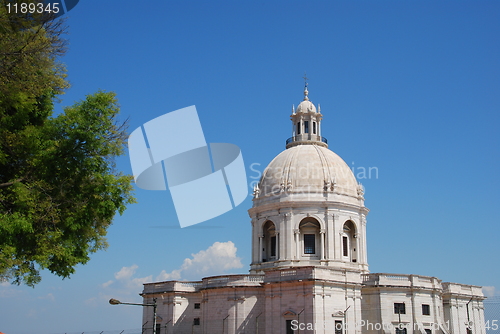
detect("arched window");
top-left (299, 218), bottom-right (320, 260)
top-left (263, 221), bottom-right (277, 262)
top-left (297, 122), bottom-right (301, 135)
top-left (342, 221), bottom-right (357, 262)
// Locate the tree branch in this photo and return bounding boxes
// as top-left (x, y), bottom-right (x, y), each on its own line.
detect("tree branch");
top-left (0, 179), bottom-right (23, 189)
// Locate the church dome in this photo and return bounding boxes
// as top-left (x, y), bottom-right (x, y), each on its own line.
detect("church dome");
top-left (295, 99), bottom-right (317, 113)
top-left (249, 83), bottom-right (369, 274)
top-left (257, 144), bottom-right (360, 199)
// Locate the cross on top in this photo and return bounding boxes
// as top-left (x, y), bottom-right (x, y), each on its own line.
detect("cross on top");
top-left (302, 73), bottom-right (309, 100)
top-left (303, 73), bottom-right (309, 88)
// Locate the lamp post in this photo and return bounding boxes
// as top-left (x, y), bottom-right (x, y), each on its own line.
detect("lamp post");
top-left (466, 297), bottom-right (474, 334)
top-left (343, 306), bottom-right (350, 334)
top-left (109, 298), bottom-right (158, 334)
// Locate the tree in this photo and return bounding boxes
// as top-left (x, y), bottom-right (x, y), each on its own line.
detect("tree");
top-left (0, 1), bottom-right (135, 286)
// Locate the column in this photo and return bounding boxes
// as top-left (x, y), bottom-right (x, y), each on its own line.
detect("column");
top-left (354, 233), bottom-right (359, 263)
top-left (294, 229), bottom-right (300, 260)
top-left (252, 218), bottom-right (258, 264)
top-left (300, 117), bottom-right (304, 139)
top-left (320, 229), bottom-right (326, 260)
top-left (283, 212), bottom-right (292, 260)
top-left (332, 213), bottom-right (340, 260)
top-left (258, 235), bottom-right (263, 263)
top-left (326, 211), bottom-right (334, 260)
top-left (279, 213), bottom-right (286, 261)
top-left (276, 232), bottom-right (280, 260)
top-left (361, 217), bottom-right (368, 266)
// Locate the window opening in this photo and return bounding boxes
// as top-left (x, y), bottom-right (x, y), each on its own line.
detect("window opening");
top-left (304, 234), bottom-right (315, 254)
top-left (394, 303), bottom-right (406, 314)
top-left (286, 319), bottom-right (294, 334)
top-left (335, 320), bottom-right (343, 334)
top-left (343, 236), bottom-right (348, 257)
top-left (270, 236), bottom-right (276, 257)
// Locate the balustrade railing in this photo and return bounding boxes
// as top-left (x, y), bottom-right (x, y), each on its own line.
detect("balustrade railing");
top-left (286, 135), bottom-right (327, 145)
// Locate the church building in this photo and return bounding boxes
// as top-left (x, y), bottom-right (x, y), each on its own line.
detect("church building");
top-left (140, 85), bottom-right (486, 334)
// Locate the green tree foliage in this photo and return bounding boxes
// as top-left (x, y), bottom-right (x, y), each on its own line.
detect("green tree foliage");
top-left (0, 1), bottom-right (135, 286)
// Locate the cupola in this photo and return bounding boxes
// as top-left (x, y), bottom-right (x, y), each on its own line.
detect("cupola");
top-left (286, 83), bottom-right (327, 149)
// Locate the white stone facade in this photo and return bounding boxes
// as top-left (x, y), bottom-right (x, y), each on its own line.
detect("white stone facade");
top-left (141, 87), bottom-right (485, 334)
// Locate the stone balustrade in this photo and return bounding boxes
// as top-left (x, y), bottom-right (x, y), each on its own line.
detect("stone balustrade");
top-left (442, 282), bottom-right (484, 297)
top-left (362, 273), bottom-right (442, 289)
top-left (202, 274), bottom-right (264, 288)
top-left (142, 281), bottom-right (203, 294)
top-left (142, 275), bottom-right (265, 294)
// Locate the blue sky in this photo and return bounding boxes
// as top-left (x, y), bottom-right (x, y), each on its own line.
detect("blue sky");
top-left (1, 1), bottom-right (499, 333)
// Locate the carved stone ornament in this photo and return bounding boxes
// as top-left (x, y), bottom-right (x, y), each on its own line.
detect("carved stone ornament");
top-left (283, 310), bottom-right (297, 317)
top-left (357, 184), bottom-right (365, 196)
top-left (324, 179), bottom-right (335, 191)
top-left (253, 184), bottom-right (260, 198)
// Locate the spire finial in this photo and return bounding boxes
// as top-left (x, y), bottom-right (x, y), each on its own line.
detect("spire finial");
top-left (303, 72), bottom-right (309, 100)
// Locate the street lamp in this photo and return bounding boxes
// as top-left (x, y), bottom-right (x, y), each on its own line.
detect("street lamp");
top-left (109, 298), bottom-right (158, 334)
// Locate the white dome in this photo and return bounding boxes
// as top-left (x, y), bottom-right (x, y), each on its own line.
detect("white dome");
top-left (295, 99), bottom-right (317, 113)
top-left (256, 144), bottom-right (360, 199)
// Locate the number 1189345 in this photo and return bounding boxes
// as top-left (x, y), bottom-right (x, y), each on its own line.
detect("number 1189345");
top-left (6, 2), bottom-right (60, 14)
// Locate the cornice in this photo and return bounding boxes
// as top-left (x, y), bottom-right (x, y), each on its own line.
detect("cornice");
top-left (248, 200), bottom-right (369, 217)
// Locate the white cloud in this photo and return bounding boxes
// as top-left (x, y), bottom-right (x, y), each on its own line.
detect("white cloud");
top-left (115, 264), bottom-right (139, 280)
top-left (483, 286), bottom-right (496, 297)
top-left (156, 269), bottom-right (182, 281)
top-left (158, 241), bottom-right (243, 281)
top-left (0, 286), bottom-right (25, 298)
top-left (130, 275), bottom-right (153, 288)
top-left (111, 264), bottom-right (152, 290)
top-left (93, 264), bottom-right (152, 305)
top-left (38, 293), bottom-right (55, 301)
top-left (98, 241), bottom-right (243, 303)
top-left (101, 280), bottom-right (114, 288)
top-left (85, 292), bottom-right (119, 307)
